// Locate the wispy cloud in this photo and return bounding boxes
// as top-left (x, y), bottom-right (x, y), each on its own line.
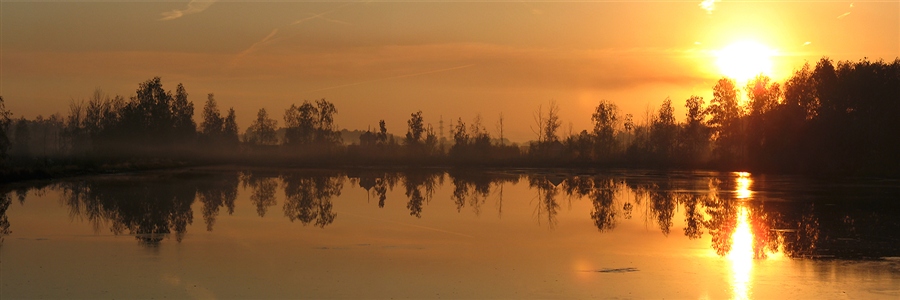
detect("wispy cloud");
top-left (303, 64), bottom-right (476, 93)
top-left (160, 0), bottom-right (217, 21)
top-left (234, 2), bottom-right (356, 62)
top-left (699, 0), bottom-right (721, 14)
top-left (838, 3), bottom-right (853, 19)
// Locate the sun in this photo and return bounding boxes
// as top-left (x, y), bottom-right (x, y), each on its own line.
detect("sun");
top-left (715, 41), bottom-right (776, 83)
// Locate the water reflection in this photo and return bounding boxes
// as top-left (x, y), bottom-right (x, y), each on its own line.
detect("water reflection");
top-left (281, 173), bottom-right (342, 227)
top-left (59, 176), bottom-right (196, 245)
top-left (729, 206), bottom-right (754, 300)
top-left (0, 191), bottom-right (11, 244)
top-left (736, 172), bottom-right (752, 199)
top-left (240, 171), bottom-right (278, 217)
top-left (2, 169), bottom-right (899, 259)
top-left (402, 170), bottom-right (441, 218)
top-left (529, 175), bottom-right (562, 227)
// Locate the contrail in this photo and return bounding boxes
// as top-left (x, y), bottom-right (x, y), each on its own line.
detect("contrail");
top-left (303, 64), bottom-right (476, 94)
top-left (233, 2), bottom-right (356, 64)
top-left (236, 28), bottom-right (279, 58)
top-left (159, 0), bottom-right (217, 21)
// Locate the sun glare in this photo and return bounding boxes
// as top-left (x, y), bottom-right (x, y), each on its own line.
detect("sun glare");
top-left (715, 41), bottom-right (776, 83)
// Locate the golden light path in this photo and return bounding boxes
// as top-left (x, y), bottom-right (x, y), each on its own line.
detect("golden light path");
top-left (736, 172), bottom-right (752, 199)
top-left (729, 206), bottom-right (754, 300)
top-left (728, 172), bottom-right (754, 299)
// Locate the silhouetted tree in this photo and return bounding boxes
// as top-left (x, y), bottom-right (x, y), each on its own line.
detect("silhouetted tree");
top-left (592, 100), bottom-right (619, 160)
top-left (12, 118), bottom-right (29, 156)
top-left (650, 97), bottom-right (677, 162)
top-left (707, 77), bottom-right (743, 165)
top-left (0, 96), bottom-right (9, 160)
top-left (530, 101), bottom-right (564, 159)
top-left (376, 120), bottom-right (388, 145)
top-left (200, 94), bottom-right (225, 143)
top-left (171, 84), bottom-right (196, 143)
top-left (223, 108), bottom-right (239, 148)
top-left (406, 111), bottom-right (425, 146)
top-left (244, 108), bottom-right (278, 146)
top-left (681, 95), bottom-right (710, 164)
top-left (284, 99), bottom-right (341, 148)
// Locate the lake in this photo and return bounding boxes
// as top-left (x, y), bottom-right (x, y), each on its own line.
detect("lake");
top-left (2, 168), bottom-right (899, 299)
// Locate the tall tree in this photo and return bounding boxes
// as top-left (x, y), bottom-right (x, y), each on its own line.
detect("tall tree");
top-left (13, 118), bottom-right (30, 155)
top-left (223, 108), bottom-right (239, 147)
top-left (707, 77), bottom-right (743, 164)
top-left (682, 95), bottom-right (709, 162)
top-left (284, 102), bottom-right (317, 146)
top-left (171, 83), bottom-right (196, 142)
top-left (284, 99), bottom-right (340, 146)
top-left (245, 108), bottom-right (278, 146)
top-left (376, 120), bottom-right (388, 145)
top-left (406, 111), bottom-right (424, 145)
top-left (200, 94), bottom-right (224, 140)
top-left (592, 100), bottom-right (619, 158)
top-left (0, 97), bottom-right (11, 160)
top-left (651, 97), bottom-right (677, 160)
top-left (544, 101), bottom-right (561, 143)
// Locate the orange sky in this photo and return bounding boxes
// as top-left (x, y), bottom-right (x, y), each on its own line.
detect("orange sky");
top-left (2, 1), bottom-right (897, 142)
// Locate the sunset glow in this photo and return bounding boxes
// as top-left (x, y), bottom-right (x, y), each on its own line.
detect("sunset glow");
top-left (716, 41), bottom-right (776, 84)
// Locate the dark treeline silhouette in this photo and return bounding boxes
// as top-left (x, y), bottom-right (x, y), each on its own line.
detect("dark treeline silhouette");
top-left (4, 169), bottom-right (898, 258)
top-left (2, 57), bottom-right (899, 180)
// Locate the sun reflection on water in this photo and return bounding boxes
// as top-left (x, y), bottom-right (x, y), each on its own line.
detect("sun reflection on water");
top-left (735, 172), bottom-right (752, 199)
top-left (728, 206), bottom-right (753, 300)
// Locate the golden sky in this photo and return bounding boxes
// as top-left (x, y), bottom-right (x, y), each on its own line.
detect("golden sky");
top-left (2, 1), bottom-right (897, 142)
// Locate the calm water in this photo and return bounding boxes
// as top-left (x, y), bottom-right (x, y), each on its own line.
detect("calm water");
top-left (2, 168), bottom-right (899, 299)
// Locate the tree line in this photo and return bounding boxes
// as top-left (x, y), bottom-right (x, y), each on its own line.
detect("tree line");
top-left (1, 56), bottom-right (898, 176)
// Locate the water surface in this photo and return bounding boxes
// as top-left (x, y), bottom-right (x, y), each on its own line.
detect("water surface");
top-left (2, 168), bottom-right (899, 299)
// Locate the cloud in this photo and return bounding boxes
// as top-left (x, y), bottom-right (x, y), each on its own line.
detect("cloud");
top-left (302, 64), bottom-right (475, 93)
top-left (699, 0), bottom-right (721, 14)
top-left (838, 3), bottom-right (853, 19)
top-left (160, 0), bottom-right (217, 21)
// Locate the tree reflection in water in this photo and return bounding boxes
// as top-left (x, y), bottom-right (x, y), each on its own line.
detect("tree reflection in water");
top-left (59, 175), bottom-right (197, 245)
top-left (561, 176), bottom-right (622, 232)
top-left (240, 171), bottom-right (279, 217)
top-left (529, 175), bottom-right (562, 228)
top-left (197, 173), bottom-right (238, 231)
top-left (348, 171), bottom-right (398, 208)
top-left (0, 190), bottom-right (11, 244)
top-left (281, 173), bottom-right (342, 228)
top-left (3, 169), bottom-right (895, 258)
top-left (401, 170), bottom-right (440, 218)
top-left (448, 171), bottom-right (519, 217)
